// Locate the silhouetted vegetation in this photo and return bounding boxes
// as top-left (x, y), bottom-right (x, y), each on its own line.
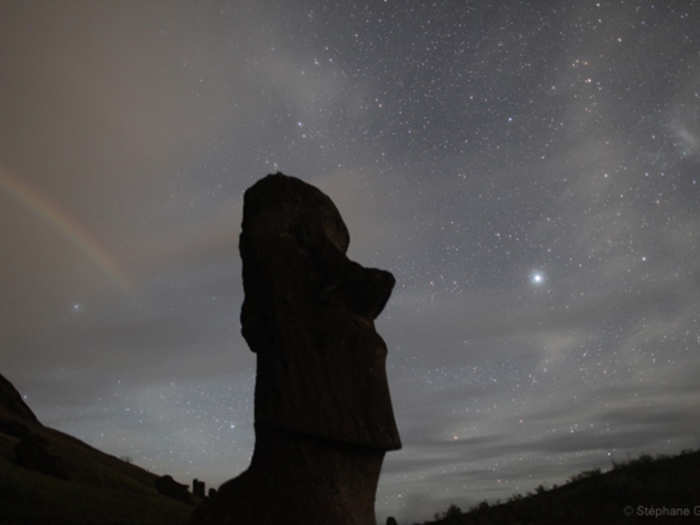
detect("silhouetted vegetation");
top-left (432, 503), bottom-right (463, 523)
top-left (413, 449), bottom-right (700, 525)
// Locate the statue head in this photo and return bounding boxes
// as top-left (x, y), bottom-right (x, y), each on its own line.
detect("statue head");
top-left (239, 173), bottom-right (401, 450)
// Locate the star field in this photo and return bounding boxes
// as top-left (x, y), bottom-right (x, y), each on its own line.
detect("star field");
top-left (1, 1), bottom-right (699, 522)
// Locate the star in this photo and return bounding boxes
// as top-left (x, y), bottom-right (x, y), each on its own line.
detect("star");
top-left (530, 271), bottom-right (545, 285)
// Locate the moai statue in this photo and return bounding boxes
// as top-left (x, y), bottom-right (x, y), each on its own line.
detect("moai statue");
top-left (190, 173), bottom-right (401, 525)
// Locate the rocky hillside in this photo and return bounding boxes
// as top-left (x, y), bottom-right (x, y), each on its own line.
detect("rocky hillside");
top-left (0, 373), bottom-right (195, 525)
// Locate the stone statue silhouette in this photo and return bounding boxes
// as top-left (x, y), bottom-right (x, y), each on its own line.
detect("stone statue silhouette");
top-left (190, 173), bottom-right (401, 525)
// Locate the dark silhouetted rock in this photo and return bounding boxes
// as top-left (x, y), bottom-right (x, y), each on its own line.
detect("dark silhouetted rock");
top-left (0, 373), bottom-right (39, 423)
top-left (0, 374), bottom-right (194, 523)
top-left (0, 418), bottom-right (31, 439)
top-left (386, 517), bottom-right (398, 525)
top-left (193, 478), bottom-right (205, 498)
top-left (155, 474), bottom-right (191, 504)
top-left (15, 433), bottom-right (68, 479)
top-left (190, 173), bottom-right (401, 525)
top-left (207, 487), bottom-right (217, 498)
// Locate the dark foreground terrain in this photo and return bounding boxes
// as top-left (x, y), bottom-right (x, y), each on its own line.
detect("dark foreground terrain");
top-left (417, 449), bottom-right (700, 525)
top-left (0, 373), bottom-right (194, 525)
top-left (3, 370), bottom-right (698, 524)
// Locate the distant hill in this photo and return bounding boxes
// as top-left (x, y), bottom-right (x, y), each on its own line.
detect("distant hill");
top-left (414, 449), bottom-right (700, 525)
top-left (0, 373), bottom-right (195, 525)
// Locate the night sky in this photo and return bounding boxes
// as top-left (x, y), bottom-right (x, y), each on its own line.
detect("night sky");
top-left (2, 1), bottom-right (699, 522)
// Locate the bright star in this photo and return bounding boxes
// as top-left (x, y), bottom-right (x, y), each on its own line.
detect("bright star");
top-left (530, 271), bottom-right (545, 285)
top-left (72, 303), bottom-right (81, 312)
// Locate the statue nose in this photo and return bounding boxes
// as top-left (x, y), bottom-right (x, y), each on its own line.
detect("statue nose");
top-left (344, 266), bottom-right (395, 320)
top-left (320, 265), bottom-right (395, 320)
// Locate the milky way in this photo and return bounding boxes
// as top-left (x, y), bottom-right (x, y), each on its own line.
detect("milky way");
top-left (1, 1), bottom-right (699, 521)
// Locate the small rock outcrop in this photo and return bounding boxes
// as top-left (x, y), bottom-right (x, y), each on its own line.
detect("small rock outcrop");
top-left (193, 478), bottom-right (206, 498)
top-left (0, 418), bottom-right (31, 439)
top-left (155, 474), bottom-right (191, 503)
top-left (190, 173), bottom-right (401, 525)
